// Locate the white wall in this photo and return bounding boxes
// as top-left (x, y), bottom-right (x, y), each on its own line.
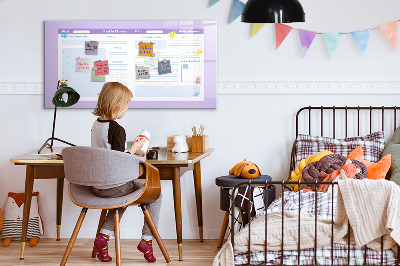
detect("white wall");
top-left (1, 0), bottom-right (400, 239)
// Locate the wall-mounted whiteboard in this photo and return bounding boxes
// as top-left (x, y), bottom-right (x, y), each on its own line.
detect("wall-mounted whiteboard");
top-left (45, 21), bottom-right (217, 109)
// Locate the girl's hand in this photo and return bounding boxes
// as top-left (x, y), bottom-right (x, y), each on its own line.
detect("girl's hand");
top-left (134, 148), bottom-right (149, 157)
top-left (129, 137), bottom-right (147, 154)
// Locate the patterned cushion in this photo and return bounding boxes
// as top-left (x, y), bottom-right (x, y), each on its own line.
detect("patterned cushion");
top-left (294, 131), bottom-right (385, 166)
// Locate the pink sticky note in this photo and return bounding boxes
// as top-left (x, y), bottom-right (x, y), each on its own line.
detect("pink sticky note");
top-left (94, 60), bottom-right (109, 76)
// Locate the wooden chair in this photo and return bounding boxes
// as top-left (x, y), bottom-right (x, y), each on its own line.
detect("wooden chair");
top-left (60, 146), bottom-right (171, 265)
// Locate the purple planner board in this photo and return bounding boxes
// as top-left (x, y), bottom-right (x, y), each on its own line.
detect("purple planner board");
top-left (45, 21), bottom-right (217, 108)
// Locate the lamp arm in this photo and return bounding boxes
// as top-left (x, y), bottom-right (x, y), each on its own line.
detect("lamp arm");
top-left (50, 106), bottom-right (57, 148)
top-left (37, 106), bottom-right (76, 154)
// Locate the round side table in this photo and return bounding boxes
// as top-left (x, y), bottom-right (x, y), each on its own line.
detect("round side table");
top-left (215, 175), bottom-right (275, 248)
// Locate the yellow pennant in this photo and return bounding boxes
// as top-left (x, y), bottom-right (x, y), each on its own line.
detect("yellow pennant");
top-left (251, 23), bottom-right (266, 38)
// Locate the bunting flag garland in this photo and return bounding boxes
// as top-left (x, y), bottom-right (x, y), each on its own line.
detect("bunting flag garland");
top-left (251, 23), bottom-right (266, 38)
top-left (229, 0), bottom-right (245, 24)
top-left (209, 0), bottom-right (220, 8)
top-left (207, 3), bottom-right (400, 58)
top-left (351, 29), bottom-right (370, 55)
top-left (275, 23), bottom-right (293, 49)
top-left (323, 33), bottom-right (341, 58)
top-left (298, 30), bottom-right (317, 58)
top-left (378, 21), bottom-right (398, 50)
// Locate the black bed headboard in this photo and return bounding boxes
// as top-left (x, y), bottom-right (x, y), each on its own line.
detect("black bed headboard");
top-left (289, 106), bottom-right (400, 180)
top-left (296, 106), bottom-right (400, 138)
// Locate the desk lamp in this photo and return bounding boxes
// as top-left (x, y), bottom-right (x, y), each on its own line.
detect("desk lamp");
top-left (38, 80), bottom-right (80, 154)
top-left (241, 0), bottom-right (305, 23)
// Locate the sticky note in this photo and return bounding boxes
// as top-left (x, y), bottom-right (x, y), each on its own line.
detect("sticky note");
top-left (91, 68), bottom-right (105, 82)
top-left (196, 49), bottom-right (203, 55)
top-left (138, 42), bottom-right (154, 57)
top-left (158, 60), bottom-right (172, 75)
top-left (94, 60), bottom-right (109, 76)
top-left (136, 66), bottom-right (150, 79)
top-left (144, 57), bottom-right (159, 69)
top-left (168, 31), bottom-right (177, 39)
top-left (85, 41), bottom-right (98, 55)
top-left (75, 58), bottom-right (91, 72)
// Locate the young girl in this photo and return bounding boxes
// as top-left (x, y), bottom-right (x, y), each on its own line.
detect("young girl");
top-left (91, 82), bottom-right (162, 263)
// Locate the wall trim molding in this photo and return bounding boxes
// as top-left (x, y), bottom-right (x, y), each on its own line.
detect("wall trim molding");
top-left (217, 81), bottom-right (400, 94)
top-left (0, 83), bottom-right (44, 94)
top-left (1, 81), bottom-right (400, 95)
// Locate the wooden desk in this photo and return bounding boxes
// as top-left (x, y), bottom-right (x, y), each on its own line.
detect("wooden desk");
top-left (10, 147), bottom-right (213, 261)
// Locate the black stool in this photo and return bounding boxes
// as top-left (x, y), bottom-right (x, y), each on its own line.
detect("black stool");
top-left (215, 175), bottom-right (275, 248)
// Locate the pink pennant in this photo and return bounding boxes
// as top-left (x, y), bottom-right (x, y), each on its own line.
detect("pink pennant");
top-left (298, 29), bottom-right (317, 58)
top-left (275, 24), bottom-right (293, 49)
top-left (378, 21), bottom-right (398, 50)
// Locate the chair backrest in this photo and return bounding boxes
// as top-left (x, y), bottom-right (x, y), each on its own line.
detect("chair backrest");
top-left (62, 146), bottom-right (145, 187)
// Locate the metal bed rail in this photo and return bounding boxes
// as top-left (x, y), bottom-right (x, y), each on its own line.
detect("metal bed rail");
top-left (289, 106), bottom-right (400, 183)
top-left (230, 180), bottom-right (400, 266)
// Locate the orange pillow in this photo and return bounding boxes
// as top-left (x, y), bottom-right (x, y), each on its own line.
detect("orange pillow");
top-left (347, 146), bottom-right (391, 180)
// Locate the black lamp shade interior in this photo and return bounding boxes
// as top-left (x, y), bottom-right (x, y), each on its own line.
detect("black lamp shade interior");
top-left (242, 0), bottom-right (305, 23)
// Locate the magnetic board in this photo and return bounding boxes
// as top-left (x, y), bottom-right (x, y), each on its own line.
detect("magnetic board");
top-left (45, 21), bottom-right (217, 108)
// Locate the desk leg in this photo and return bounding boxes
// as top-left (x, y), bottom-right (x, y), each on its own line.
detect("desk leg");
top-left (56, 178), bottom-right (64, 241)
top-left (172, 167), bottom-right (183, 261)
top-left (20, 165), bottom-right (35, 259)
top-left (193, 161), bottom-right (203, 242)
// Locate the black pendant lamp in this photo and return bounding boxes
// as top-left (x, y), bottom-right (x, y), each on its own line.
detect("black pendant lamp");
top-left (242, 0), bottom-right (305, 23)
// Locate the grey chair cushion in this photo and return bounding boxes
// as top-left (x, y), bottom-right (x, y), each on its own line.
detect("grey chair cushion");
top-left (69, 180), bottom-right (145, 208)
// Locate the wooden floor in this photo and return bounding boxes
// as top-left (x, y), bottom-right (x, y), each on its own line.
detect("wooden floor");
top-left (0, 239), bottom-right (221, 265)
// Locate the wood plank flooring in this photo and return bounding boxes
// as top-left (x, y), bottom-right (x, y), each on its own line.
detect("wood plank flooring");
top-left (0, 239), bottom-right (222, 265)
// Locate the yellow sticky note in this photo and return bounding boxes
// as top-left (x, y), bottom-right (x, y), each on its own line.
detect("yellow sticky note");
top-left (196, 49), bottom-right (203, 55)
top-left (138, 42), bottom-right (154, 57)
top-left (168, 31), bottom-right (177, 39)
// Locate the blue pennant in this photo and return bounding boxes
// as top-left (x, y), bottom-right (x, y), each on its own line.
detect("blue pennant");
top-left (351, 29), bottom-right (371, 55)
top-left (229, 0), bottom-right (245, 24)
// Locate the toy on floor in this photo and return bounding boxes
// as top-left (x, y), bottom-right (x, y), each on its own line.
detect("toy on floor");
top-left (172, 135), bottom-right (189, 153)
top-left (0, 208), bottom-right (3, 232)
top-left (229, 159), bottom-right (261, 179)
top-left (1, 192), bottom-right (44, 247)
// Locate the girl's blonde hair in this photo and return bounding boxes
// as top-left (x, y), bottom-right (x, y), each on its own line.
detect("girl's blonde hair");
top-left (93, 82), bottom-right (133, 120)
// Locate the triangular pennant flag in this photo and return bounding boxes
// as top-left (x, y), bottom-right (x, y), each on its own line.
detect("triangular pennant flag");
top-left (229, 0), bottom-right (245, 24)
top-left (351, 29), bottom-right (370, 55)
top-left (378, 21), bottom-right (398, 50)
top-left (251, 23), bottom-right (266, 38)
top-left (209, 0), bottom-right (220, 7)
top-left (298, 29), bottom-right (317, 58)
top-left (275, 23), bottom-right (293, 49)
top-left (323, 33), bottom-right (341, 58)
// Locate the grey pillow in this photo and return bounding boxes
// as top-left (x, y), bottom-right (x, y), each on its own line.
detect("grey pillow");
top-left (382, 126), bottom-right (400, 184)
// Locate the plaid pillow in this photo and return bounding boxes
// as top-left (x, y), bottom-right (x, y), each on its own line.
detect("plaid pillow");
top-left (295, 131), bottom-right (385, 166)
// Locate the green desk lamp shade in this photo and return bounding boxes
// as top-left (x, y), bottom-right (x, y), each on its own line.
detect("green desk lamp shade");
top-left (38, 80), bottom-right (80, 154)
top-left (52, 83), bottom-right (80, 107)
top-left (241, 0), bottom-right (305, 23)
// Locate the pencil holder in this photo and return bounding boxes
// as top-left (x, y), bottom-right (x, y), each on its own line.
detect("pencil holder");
top-left (191, 135), bottom-right (209, 153)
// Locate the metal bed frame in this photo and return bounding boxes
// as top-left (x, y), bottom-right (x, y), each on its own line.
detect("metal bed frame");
top-left (230, 106), bottom-right (400, 266)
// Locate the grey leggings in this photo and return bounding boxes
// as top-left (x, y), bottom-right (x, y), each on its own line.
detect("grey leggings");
top-left (92, 180), bottom-right (162, 240)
